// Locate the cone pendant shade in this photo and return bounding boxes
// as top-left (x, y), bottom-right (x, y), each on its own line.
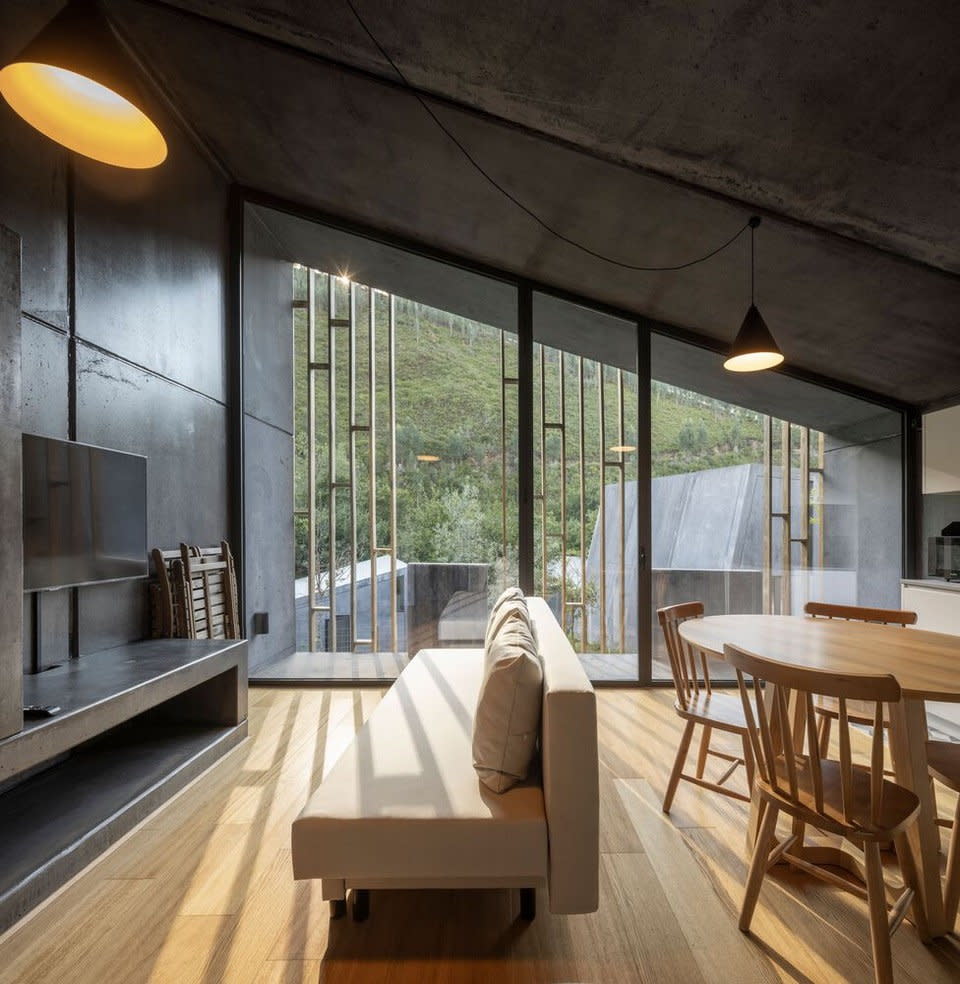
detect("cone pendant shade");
top-left (723, 304), bottom-right (784, 372)
top-left (724, 216), bottom-right (783, 372)
top-left (0, 0), bottom-right (166, 168)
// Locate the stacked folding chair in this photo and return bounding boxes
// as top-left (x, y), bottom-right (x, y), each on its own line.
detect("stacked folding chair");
top-left (150, 541), bottom-right (240, 640)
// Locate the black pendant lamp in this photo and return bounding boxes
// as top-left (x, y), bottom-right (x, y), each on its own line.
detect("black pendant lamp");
top-left (723, 217), bottom-right (783, 372)
top-left (0, 0), bottom-right (167, 169)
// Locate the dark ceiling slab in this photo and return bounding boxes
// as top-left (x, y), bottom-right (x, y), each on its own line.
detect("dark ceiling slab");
top-left (103, 0), bottom-right (960, 408)
top-left (258, 202), bottom-right (898, 438)
top-left (2, 3), bottom-right (952, 407)
top-left (139, 0), bottom-right (960, 275)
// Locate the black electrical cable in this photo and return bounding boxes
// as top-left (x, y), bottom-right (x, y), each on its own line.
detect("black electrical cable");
top-left (343, 0), bottom-right (753, 272)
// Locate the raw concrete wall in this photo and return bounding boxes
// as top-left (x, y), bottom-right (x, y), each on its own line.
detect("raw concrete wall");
top-left (242, 207), bottom-right (295, 671)
top-left (823, 434), bottom-right (903, 609)
top-left (1, 2), bottom-right (230, 667)
top-left (0, 226), bottom-right (22, 739)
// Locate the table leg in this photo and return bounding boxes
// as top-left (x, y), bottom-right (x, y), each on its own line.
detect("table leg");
top-left (888, 698), bottom-right (942, 939)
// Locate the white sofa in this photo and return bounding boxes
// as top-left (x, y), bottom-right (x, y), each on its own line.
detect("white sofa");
top-left (291, 596), bottom-right (599, 920)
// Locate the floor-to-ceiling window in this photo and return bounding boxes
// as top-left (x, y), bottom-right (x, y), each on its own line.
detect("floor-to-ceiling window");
top-left (533, 294), bottom-right (645, 681)
top-left (253, 207), bottom-right (520, 681)
top-left (243, 202), bottom-right (905, 686)
top-left (650, 334), bottom-right (903, 681)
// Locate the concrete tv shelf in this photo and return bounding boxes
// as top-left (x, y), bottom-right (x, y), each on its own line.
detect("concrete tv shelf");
top-left (0, 638), bottom-right (247, 932)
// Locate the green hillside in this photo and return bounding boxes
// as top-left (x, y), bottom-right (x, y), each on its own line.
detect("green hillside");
top-left (291, 268), bottom-right (766, 578)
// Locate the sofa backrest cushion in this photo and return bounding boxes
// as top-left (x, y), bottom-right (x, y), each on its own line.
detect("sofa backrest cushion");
top-left (472, 613), bottom-right (543, 793)
top-left (484, 587), bottom-right (527, 649)
top-left (484, 598), bottom-right (539, 656)
top-left (527, 596), bottom-right (600, 915)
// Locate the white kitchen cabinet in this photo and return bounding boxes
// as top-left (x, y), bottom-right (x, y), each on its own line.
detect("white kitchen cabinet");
top-left (923, 405), bottom-right (960, 494)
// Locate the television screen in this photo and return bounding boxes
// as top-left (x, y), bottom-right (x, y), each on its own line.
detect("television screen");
top-left (22, 435), bottom-right (147, 591)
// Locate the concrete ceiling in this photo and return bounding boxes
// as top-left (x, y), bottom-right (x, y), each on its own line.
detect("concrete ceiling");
top-left (253, 203), bottom-right (901, 438)
top-left (136, 0), bottom-right (960, 276)
top-left (11, 1), bottom-right (960, 407)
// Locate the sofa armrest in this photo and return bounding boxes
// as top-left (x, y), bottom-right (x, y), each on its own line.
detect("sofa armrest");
top-left (527, 597), bottom-right (599, 915)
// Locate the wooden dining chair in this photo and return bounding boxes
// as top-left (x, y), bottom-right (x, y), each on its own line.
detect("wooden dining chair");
top-left (727, 642), bottom-right (925, 984)
top-left (804, 602), bottom-right (917, 758)
top-left (925, 740), bottom-right (960, 929)
top-left (657, 603), bottom-right (754, 813)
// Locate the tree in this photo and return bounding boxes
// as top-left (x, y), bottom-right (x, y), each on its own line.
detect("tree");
top-left (432, 483), bottom-right (487, 563)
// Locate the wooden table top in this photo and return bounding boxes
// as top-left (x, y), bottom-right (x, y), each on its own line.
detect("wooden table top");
top-left (678, 614), bottom-right (960, 702)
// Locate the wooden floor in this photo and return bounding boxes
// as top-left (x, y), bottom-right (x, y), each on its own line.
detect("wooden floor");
top-left (252, 650), bottom-right (676, 684)
top-left (1, 687), bottom-right (958, 984)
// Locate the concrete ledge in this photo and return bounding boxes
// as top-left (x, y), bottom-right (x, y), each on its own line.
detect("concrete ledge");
top-left (0, 717), bottom-right (246, 933)
top-left (1, 638), bottom-right (247, 782)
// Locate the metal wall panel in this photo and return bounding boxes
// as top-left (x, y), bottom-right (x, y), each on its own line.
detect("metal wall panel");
top-left (243, 208), bottom-right (293, 433)
top-left (242, 204), bottom-right (295, 669)
top-left (20, 320), bottom-right (68, 438)
top-left (0, 11), bottom-right (231, 664)
top-left (0, 2), bottom-right (68, 331)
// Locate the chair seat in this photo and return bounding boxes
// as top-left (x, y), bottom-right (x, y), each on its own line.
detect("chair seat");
top-left (675, 692), bottom-right (749, 733)
top-left (758, 758), bottom-right (920, 839)
top-left (926, 740), bottom-right (960, 792)
top-left (814, 696), bottom-right (889, 727)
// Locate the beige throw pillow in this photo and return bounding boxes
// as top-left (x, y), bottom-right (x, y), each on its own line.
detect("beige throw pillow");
top-left (484, 597), bottom-right (528, 652)
top-left (485, 587), bottom-right (526, 640)
top-left (484, 587), bottom-right (538, 654)
top-left (473, 615), bottom-right (543, 793)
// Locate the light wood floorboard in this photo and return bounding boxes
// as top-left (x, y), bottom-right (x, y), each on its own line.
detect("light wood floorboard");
top-left (0, 687), bottom-right (957, 983)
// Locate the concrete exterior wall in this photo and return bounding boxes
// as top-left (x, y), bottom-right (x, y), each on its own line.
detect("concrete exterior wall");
top-left (586, 438), bottom-right (903, 647)
top-left (823, 434), bottom-right (903, 609)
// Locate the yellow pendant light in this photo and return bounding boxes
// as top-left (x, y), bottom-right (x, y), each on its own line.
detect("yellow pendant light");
top-left (723, 217), bottom-right (784, 372)
top-left (0, 0), bottom-right (166, 169)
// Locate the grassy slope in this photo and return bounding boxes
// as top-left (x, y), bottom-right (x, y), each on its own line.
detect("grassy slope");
top-left (291, 272), bottom-right (765, 572)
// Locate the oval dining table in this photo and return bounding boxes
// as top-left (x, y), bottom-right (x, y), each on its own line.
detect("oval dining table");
top-left (678, 613), bottom-right (960, 938)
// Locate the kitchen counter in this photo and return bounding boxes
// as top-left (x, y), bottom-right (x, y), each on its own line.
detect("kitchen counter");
top-left (901, 578), bottom-right (960, 592)
top-left (901, 579), bottom-right (960, 742)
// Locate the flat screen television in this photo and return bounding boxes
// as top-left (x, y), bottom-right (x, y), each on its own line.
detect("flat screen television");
top-left (22, 434), bottom-right (148, 591)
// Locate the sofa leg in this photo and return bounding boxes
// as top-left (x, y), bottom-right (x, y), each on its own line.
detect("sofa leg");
top-left (329, 899), bottom-right (346, 920)
top-left (351, 889), bottom-right (370, 922)
top-left (519, 887), bottom-right (536, 921)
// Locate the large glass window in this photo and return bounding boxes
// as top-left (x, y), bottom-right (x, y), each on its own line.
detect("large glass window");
top-left (651, 334), bottom-right (903, 680)
top-left (284, 213), bottom-right (518, 680)
top-left (245, 203), bottom-right (906, 686)
top-left (533, 294), bottom-right (644, 681)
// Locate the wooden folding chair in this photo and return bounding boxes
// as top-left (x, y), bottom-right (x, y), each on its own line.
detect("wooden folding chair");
top-left (150, 541), bottom-right (240, 640)
top-left (179, 541), bottom-right (240, 640)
